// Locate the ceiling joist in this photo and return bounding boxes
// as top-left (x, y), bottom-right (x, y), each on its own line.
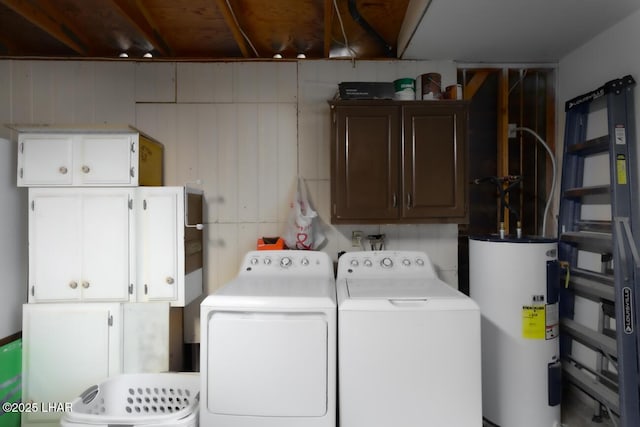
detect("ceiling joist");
top-left (110, 0), bottom-right (172, 56)
top-left (214, 0), bottom-right (253, 58)
top-left (0, 0), bottom-right (87, 55)
top-left (323, 0), bottom-right (333, 57)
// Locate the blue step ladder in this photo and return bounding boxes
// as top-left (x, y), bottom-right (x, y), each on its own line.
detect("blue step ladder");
top-left (558, 75), bottom-right (640, 427)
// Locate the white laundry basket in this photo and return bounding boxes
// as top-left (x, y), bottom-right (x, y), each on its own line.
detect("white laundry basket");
top-left (60, 373), bottom-right (199, 427)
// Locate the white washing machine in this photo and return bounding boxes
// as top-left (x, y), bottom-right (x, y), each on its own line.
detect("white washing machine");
top-left (337, 251), bottom-right (482, 427)
top-left (200, 250), bottom-right (336, 427)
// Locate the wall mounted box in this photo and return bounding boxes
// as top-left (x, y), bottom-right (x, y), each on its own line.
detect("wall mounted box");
top-left (12, 125), bottom-right (163, 187)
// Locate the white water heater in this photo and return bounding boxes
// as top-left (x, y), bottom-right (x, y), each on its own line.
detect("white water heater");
top-left (469, 236), bottom-right (561, 427)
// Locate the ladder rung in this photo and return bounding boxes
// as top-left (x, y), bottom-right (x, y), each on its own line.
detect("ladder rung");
top-left (560, 231), bottom-right (612, 252)
top-left (564, 185), bottom-right (611, 204)
top-left (566, 269), bottom-right (615, 302)
top-left (576, 220), bottom-right (611, 233)
top-left (561, 318), bottom-right (618, 357)
top-left (566, 135), bottom-right (610, 156)
top-left (562, 361), bottom-right (620, 414)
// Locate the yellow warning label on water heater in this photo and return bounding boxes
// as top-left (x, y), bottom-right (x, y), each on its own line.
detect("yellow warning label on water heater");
top-left (522, 306), bottom-right (546, 339)
top-left (617, 154), bottom-right (628, 185)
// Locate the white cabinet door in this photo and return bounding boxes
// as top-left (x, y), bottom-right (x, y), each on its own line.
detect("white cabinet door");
top-left (138, 188), bottom-right (180, 303)
top-left (81, 190), bottom-right (134, 301)
top-left (21, 303), bottom-right (122, 427)
top-left (18, 135), bottom-right (73, 185)
top-left (29, 188), bottom-right (133, 303)
top-left (29, 192), bottom-right (82, 302)
top-left (78, 135), bottom-right (134, 185)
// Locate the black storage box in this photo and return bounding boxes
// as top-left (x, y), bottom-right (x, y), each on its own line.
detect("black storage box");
top-left (338, 82), bottom-right (395, 100)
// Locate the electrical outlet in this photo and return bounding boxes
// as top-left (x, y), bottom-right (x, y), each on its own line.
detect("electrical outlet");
top-left (508, 123), bottom-right (517, 138)
top-left (351, 230), bottom-right (363, 247)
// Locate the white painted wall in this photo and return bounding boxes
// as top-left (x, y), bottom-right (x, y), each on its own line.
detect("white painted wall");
top-left (0, 138), bottom-right (26, 340)
top-left (0, 58), bottom-right (458, 342)
top-left (558, 7), bottom-right (640, 407)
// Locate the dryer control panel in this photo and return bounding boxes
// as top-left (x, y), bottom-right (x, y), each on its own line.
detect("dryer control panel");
top-left (338, 251), bottom-right (437, 279)
top-left (239, 250), bottom-right (333, 277)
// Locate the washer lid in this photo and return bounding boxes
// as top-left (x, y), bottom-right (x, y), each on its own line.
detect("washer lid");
top-left (345, 278), bottom-right (463, 299)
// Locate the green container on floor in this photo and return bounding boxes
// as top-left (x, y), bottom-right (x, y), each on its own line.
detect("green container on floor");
top-left (0, 339), bottom-right (22, 427)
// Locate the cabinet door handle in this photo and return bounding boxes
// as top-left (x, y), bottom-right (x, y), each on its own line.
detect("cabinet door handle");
top-left (69, 281), bottom-right (78, 289)
top-left (82, 281), bottom-right (90, 289)
top-left (59, 166), bottom-right (68, 174)
top-left (392, 194), bottom-right (398, 208)
top-left (166, 276), bottom-right (175, 285)
top-left (81, 165), bottom-right (90, 174)
top-left (407, 193), bottom-right (412, 208)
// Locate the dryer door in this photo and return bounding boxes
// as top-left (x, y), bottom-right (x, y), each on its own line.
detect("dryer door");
top-left (206, 311), bottom-right (328, 417)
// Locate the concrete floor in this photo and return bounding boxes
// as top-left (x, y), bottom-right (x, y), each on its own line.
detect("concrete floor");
top-left (482, 389), bottom-right (616, 427)
top-left (560, 391), bottom-right (615, 427)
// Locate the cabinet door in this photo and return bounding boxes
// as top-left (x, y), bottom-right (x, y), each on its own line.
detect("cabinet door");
top-left (81, 190), bottom-right (133, 301)
top-left (78, 134), bottom-right (135, 185)
top-left (28, 189), bottom-right (132, 303)
top-left (29, 190), bottom-right (82, 302)
top-left (21, 303), bottom-right (122, 427)
top-left (332, 106), bottom-right (400, 222)
top-left (403, 104), bottom-right (468, 220)
top-left (138, 188), bottom-right (180, 303)
top-left (18, 135), bottom-right (73, 186)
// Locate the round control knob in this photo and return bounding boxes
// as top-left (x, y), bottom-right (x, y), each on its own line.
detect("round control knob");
top-left (280, 257), bottom-right (292, 268)
top-left (81, 165), bottom-right (90, 174)
top-left (59, 166), bottom-right (68, 175)
top-left (416, 259), bottom-right (425, 266)
top-left (381, 257), bottom-right (393, 268)
top-left (350, 259), bottom-right (359, 267)
top-left (250, 257), bottom-right (259, 265)
top-left (301, 257), bottom-right (310, 266)
top-left (166, 276), bottom-right (174, 285)
top-left (402, 259), bottom-right (411, 266)
top-left (364, 259), bottom-right (373, 267)
top-left (264, 257), bottom-right (272, 265)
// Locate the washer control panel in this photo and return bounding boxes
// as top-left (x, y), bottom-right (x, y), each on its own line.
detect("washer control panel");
top-left (240, 250), bottom-right (332, 276)
top-left (338, 251), bottom-right (435, 279)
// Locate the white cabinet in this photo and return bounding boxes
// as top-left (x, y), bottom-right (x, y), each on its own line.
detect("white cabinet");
top-left (28, 188), bottom-right (134, 303)
top-left (21, 302), bottom-right (170, 427)
top-left (137, 187), bottom-right (203, 307)
top-left (21, 303), bottom-right (122, 427)
top-left (15, 126), bottom-right (164, 187)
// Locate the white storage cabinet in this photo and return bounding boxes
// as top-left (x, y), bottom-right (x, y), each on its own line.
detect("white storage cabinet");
top-left (28, 188), bottom-right (135, 303)
top-left (21, 303), bottom-right (123, 427)
top-left (137, 187), bottom-right (204, 307)
top-left (15, 126), bottom-right (164, 187)
top-left (18, 132), bottom-right (136, 186)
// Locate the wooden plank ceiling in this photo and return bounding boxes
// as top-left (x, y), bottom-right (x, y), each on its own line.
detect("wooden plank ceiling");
top-left (0, 0), bottom-right (410, 60)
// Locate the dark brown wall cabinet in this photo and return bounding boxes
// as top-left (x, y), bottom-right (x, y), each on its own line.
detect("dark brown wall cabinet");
top-left (330, 100), bottom-right (469, 224)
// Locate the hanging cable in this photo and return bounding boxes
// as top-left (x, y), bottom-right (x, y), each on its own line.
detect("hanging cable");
top-left (225, 0), bottom-right (260, 57)
top-left (333, 0), bottom-right (355, 62)
top-left (513, 126), bottom-right (557, 238)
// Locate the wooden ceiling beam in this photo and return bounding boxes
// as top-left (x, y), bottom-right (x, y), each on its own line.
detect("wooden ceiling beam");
top-left (463, 69), bottom-right (492, 100)
top-left (214, 0), bottom-right (253, 58)
top-left (324, 0), bottom-right (333, 57)
top-left (109, 0), bottom-right (172, 56)
top-left (0, 0), bottom-right (87, 54)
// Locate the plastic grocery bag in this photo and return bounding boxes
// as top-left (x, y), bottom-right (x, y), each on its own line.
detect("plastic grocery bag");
top-left (283, 177), bottom-right (326, 250)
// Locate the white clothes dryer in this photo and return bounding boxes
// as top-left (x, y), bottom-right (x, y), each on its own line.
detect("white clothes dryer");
top-left (200, 250), bottom-right (336, 427)
top-left (337, 251), bottom-right (482, 427)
